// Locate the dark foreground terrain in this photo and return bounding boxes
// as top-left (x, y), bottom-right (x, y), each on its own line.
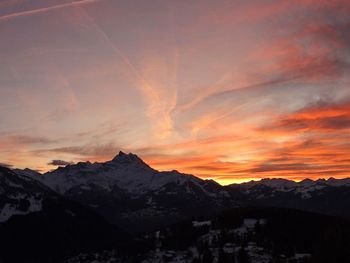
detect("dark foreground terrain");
top-left (64, 207), bottom-right (350, 263)
top-left (2, 205), bottom-right (350, 262)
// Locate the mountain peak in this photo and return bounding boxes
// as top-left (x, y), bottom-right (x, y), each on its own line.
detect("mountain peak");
top-left (112, 151), bottom-right (145, 164)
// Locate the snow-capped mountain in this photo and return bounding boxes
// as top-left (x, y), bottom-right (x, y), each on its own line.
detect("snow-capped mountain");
top-left (10, 152), bottom-right (350, 233)
top-left (20, 152), bottom-right (235, 233)
top-left (237, 178), bottom-right (298, 190)
top-left (229, 177), bottom-right (350, 195)
top-left (227, 177), bottom-right (350, 218)
top-left (30, 151), bottom-right (211, 195)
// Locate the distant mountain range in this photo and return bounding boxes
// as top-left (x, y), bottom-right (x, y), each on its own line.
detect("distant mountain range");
top-left (6, 151), bottom-right (350, 231)
top-left (228, 177), bottom-right (350, 218)
top-left (2, 151), bottom-right (350, 262)
top-left (13, 152), bottom-right (236, 233)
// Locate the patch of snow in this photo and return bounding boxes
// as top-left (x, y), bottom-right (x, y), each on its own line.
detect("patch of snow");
top-left (65, 210), bottom-right (76, 217)
top-left (192, 220), bottom-right (211, 227)
top-left (0, 196), bottom-right (42, 223)
top-left (6, 180), bottom-right (23, 189)
top-left (80, 185), bottom-right (92, 190)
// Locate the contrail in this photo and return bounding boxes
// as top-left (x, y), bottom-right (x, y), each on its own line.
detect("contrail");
top-left (78, 8), bottom-right (149, 85)
top-left (0, 0), bottom-right (105, 22)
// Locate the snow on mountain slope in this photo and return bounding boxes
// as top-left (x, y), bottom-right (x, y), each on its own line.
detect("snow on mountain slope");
top-left (231, 177), bottom-right (350, 192)
top-left (226, 176), bottom-right (350, 219)
top-left (15, 151), bottom-right (350, 233)
top-left (0, 166), bottom-right (53, 222)
top-left (239, 178), bottom-right (298, 190)
top-left (31, 151), bottom-right (215, 196)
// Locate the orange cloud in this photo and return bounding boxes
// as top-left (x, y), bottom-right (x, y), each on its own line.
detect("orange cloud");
top-left (262, 100), bottom-right (350, 134)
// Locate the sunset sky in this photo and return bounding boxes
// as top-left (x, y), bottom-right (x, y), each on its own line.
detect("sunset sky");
top-left (0, 0), bottom-right (349, 184)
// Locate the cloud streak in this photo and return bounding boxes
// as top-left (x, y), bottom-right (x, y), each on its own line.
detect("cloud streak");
top-left (0, 0), bottom-right (105, 22)
top-left (0, 162), bottom-right (13, 168)
top-left (48, 159), bottom-right (73, 166)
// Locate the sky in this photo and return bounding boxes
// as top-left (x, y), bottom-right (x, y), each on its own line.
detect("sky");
top-left (0, 0), bottom-right (349, 184)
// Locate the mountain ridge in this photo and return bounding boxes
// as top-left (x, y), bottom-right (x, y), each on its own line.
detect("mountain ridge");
top-left (12, 151), bottom-right (350, 188)
top-left (229, 176), bottom-right (350, 189)
top-left (11, 151), bottom-right (235, 233)
top-left (4, 151), bottom-right (350, 233)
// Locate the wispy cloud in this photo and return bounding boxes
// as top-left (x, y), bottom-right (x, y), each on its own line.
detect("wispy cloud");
top-left (0, 162), bottom-right (13, 168)
top-left (0, 135), bottom-right (56, 146)
top-left (0, 0), bottom-right (105, 22)
top-left (138, 51), bottom-right (179, 139)
top-left (41, 142), bottom-right (120, 162)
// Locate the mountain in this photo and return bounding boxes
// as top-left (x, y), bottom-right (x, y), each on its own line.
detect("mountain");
top-left (13, 152), bottom-right (350, 233)
top-left (21, 152), bottom-right (236, 234)
top-left (232, 177), bottom-right (350, 189)
top-left (227, 177), bottom-right (350, 218)
top-left (0, 166), bottom-right (127, 263)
